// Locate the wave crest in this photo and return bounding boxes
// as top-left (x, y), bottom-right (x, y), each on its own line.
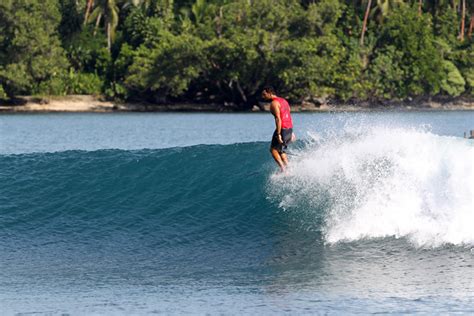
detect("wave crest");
top-left (269, 125), bottom-right (474, 247)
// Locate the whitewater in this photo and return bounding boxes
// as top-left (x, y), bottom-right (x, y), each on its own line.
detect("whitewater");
top-left (0, 112), bottom-right (473, 314)
top-left (270, 125), bottom-right (474, 247)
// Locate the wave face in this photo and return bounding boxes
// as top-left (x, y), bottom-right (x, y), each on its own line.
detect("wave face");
top-left (1, 143), bottom-right (289, 274)
top-left (269, 125), bottom-right (474, 247)
top-left (1, 126), bottom-right (473, 261)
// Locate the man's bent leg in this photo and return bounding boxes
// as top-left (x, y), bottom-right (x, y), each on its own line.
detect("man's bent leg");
top-left (271, 148), bottom-right (286, 172)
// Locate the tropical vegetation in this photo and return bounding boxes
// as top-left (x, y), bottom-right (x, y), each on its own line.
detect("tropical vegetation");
top-left (0, 0), bottom-right (473, 109)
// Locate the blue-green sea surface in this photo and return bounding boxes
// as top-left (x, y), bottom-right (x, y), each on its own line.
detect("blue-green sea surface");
top-left (0, 111), bottom-right (473, 314)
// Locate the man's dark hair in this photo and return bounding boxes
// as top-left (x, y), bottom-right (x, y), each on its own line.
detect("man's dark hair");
top-left (262, 86), bottom-right (276, 95)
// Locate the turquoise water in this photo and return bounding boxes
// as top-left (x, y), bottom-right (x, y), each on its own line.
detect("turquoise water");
top-left (1, 112), bottom-right (473, 314)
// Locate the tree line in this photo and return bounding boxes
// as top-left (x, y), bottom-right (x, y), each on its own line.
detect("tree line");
top-left (0, 0), bottom-right (473, 109)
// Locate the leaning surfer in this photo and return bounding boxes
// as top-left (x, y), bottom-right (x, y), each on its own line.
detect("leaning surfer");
top-left (262, 87), bottom-right (295, 172)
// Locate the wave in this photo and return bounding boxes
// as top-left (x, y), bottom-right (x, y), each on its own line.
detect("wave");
top-left (0, 143), bottom-right (276, 247)
top-left (1, 126), bottom-right (473, 251)
top-left (269, 125), bottom-right (474, 247)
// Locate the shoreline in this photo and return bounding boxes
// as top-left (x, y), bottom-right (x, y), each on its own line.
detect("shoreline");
top-left (1, 95), bottom-right (473, 113)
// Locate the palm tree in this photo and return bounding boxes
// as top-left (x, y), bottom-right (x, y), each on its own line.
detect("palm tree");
top-left (87, 0), bottom-right (120, 51)
top-left (372, 0), bottom-right (405, 24)
top-left (84, 0), bottom-right (95, 25)
top-left (468, 3), bottom-right (474, 38)
top-left (360, 0), bottom-right (372, 46)
top-left (459, 0), bottom-right (465, 41)
top-left (191, 0), bottom-right (211, 24)
top-left (358, 0), bottom-right (404, 41)
top-left (425, 0), bottom-right (462, 40)
top-left (122, 0), bottom-right (153, 11)
top-left (125, 0), bottom-right (174, 23)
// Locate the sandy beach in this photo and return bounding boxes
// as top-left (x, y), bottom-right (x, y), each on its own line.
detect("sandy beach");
top-left (1, 95), bottom-right (473, 113)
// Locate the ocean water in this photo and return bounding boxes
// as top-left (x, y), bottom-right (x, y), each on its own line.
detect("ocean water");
top-left (0, 111), bottom-right (473, 314)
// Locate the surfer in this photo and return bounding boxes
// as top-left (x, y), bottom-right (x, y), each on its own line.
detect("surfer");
top-left (262, 87), bottom-right (295, 172)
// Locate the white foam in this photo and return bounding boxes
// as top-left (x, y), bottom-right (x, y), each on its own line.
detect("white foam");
top-left (269, 124), bottom-right (474, 247)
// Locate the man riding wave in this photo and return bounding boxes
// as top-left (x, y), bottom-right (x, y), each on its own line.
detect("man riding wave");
top-left (262, 87), bottom-right (295, 172)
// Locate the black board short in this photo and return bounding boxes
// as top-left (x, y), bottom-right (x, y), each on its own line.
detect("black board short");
top-left (271, 128), bottom-right (293, 153)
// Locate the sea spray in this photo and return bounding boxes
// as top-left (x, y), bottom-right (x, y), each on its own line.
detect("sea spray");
top-left (268, 125), bottom-right (474, 247)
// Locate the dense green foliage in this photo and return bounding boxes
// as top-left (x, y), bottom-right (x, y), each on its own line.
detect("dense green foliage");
top-left (0, 0), bottom-right (69, 98)
top-left (0, 0), bottom-right (473, 107)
